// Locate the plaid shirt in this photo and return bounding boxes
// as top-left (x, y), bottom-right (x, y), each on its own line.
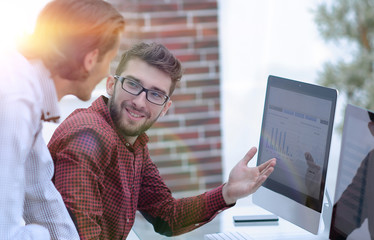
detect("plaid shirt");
top-left (49, 96), bottom-right (230, 239)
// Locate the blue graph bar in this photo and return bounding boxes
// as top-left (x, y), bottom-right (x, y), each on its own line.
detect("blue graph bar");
top-left (268, 127), bottom-right (291, 157)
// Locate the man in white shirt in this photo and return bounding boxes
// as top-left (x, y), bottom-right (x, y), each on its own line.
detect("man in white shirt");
top-left (0, 0), bottom-right (125, 239)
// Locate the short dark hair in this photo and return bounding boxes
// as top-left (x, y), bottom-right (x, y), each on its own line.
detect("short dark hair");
top-left (115, 42), bottom-right (183, 95)
top-left (23, 0), bottom-right (125, 80)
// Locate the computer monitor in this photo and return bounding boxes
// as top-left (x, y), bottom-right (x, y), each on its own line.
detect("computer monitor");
top-left (253, 75), bottom-right (337, 234)
top-left (330, 104), bottom-right (374, 240)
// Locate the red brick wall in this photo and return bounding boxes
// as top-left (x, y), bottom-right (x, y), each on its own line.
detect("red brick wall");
top-left (108, 0), bottom-right (221, 195)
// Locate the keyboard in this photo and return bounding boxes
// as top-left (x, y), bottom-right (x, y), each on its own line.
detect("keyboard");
top-left (204, 231), bottom-right (254, 240)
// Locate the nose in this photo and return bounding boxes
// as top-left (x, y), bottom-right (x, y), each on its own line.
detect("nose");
top-left (131, 90), bottom-right (148, 107)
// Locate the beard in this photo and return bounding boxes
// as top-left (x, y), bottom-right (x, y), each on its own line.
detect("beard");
top-left (109, 97), bottom-right (159, 137)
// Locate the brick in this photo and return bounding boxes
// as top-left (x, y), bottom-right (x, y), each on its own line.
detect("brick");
top-left (183, 66), bottom-right (210, 75)
top-left (148, 146), bottom-right (171, 156)
top-left (197, 167), bottom-right (222, 177)
top-left (214, 102), bottom-right (221, 111)
top-left (202, 90), bottom-right (220, 99)
top-left (140, 28), bottom-right (196, 39)
top-left (188, 155), bottom-right (221, 165)
top-left (176, 143), bottom-right (211, 153)
top-left (138, 3), bottom-right (179, 12)
top-left (175, 53), bottom-right (201, 62)
top-left (170, 93), bottom-right (197, 102)
top-left (174, 105), bottom-right (209, 114)
top-left (151, 16), bottom-right (187, 26)
top-left (214, 142), bottom-right (221, 149)
top-left (186, 117), bottom-right (220, 127)
top-left (183, 2), bottom-right (217, 11)
top-left (202, 26), bottom-right (218, 38)
top-left (193, 15), bottom-right (217, 24)
top-left (163, 131), bottom-right (199, 141)
top-left (153, 120), bottom-right (180, 129)
top-left (186, 79), bottom-right (219, 88)
top-left (147, 134), bottom-right (159, 143)
top-left (154, 159), bottom-right (183, 168)
top-left (167, 182), bottom-right (200, 192)
top-left (205, 129), bottom-right (221, 138)
top-left (194, 39), bottom-right (219, 49)
top-left (206, 52), bottom-right (219, 61)
top-left (163, 42), bottom-right (190, 51)
top-left (161, 171), bottom-right (191, 181)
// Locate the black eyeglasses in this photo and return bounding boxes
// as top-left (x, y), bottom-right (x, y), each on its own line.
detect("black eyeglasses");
top-left (114, 75), bottom-right (170, 106)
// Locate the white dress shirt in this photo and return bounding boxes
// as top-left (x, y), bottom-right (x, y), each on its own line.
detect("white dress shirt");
top-left (0, 50), bottom-right (80, 240)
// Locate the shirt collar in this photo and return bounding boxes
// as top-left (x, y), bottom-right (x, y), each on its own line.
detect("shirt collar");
top-left (32, 60), bottom-right (60, 123)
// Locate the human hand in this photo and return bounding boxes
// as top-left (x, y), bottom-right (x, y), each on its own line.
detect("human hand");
top-left (222, 147), bottom-right (276, 205)
top-left (304, 152), bottom-right (322, 197)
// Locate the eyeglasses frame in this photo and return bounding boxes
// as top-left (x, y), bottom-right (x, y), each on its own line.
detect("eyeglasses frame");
top-left (113, 75), bottom-right (170, 106)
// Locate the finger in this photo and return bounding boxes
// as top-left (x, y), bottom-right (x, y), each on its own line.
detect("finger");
top-left (241, 147), bottom-right (257, 165)
top-left (257, 158), bottom-right (276, 172)
top-left (305, 152), bottom-right (314, 164)
top-left (305, 152), bottom-right (321, 170)
top-left (260, 163), bottom-right (275, 177)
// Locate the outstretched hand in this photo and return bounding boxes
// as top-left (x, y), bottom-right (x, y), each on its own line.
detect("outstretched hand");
top-left (222, 147), bottom-right (276, 205)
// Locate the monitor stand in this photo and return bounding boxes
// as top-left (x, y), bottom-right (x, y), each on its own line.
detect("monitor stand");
top-left (321, 189), bottom-right (332, 237)
top-left (232, 189), bottom-right (333, 236)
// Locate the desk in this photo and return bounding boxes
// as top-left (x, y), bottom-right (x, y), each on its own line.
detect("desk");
top-left (215, 204), bottom-right (329, 240)
top-left (132, 197), bottom-right (329, 240)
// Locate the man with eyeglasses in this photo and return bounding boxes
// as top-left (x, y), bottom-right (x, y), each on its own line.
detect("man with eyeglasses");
top-left (48, 42), bottom-right (276, 239)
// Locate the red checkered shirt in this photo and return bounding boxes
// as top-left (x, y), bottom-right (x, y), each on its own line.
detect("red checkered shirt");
top-left (48, 96), bottom-right (231, 239)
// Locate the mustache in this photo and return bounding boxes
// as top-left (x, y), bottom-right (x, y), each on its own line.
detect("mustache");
top-left (120, 101), bottom-right (151, 118)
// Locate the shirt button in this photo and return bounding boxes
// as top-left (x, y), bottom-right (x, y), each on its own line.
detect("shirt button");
top-left (195, 223), bottom-right (199, 227)
top-left (217, 210), bottom-right (222, 213)
top-left (125, 143), bottom-right (130, 147)
top-left (127, 218), bottom-right (130, 223)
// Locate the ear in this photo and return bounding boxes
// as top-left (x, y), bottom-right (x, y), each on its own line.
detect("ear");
top-left (106, 75), bottom-right (116, 96)
top-left (84, 49), bottom-right (99, 72)
top-left (160, 100), bottom-right (172, 117)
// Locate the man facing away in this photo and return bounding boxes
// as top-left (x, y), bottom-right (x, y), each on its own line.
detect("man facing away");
top-left (48, 42), bottom-right (277, 239)
top-left (0, 0), bottom-right (124, 239)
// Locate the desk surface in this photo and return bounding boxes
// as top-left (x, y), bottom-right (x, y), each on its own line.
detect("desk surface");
top-left (132, 197), bottom-right (329, 240)
top-left (215, 204), bottom-right (329, 240)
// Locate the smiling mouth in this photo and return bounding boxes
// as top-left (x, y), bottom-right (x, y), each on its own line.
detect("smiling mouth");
top-left (128, 110), bottom-right (142, 118)
top-left (126, 107), bottom-right (149, 119)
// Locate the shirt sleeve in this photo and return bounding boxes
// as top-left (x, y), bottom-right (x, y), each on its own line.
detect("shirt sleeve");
top-left (49, 125), bottom-right (111, 240)
top-left (0, 96), bottom-right (50, 239)
top-left (137, 153), bottom-right (233, 236)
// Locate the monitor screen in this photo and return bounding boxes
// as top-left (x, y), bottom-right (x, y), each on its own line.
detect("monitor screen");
top-left (253, 75), bottom-right (337, 234)
top-left (330, 104), bottom-right (374, 240)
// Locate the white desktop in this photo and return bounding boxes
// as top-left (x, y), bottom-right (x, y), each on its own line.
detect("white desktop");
top-left (205, 196), bottom-right (331, 240)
